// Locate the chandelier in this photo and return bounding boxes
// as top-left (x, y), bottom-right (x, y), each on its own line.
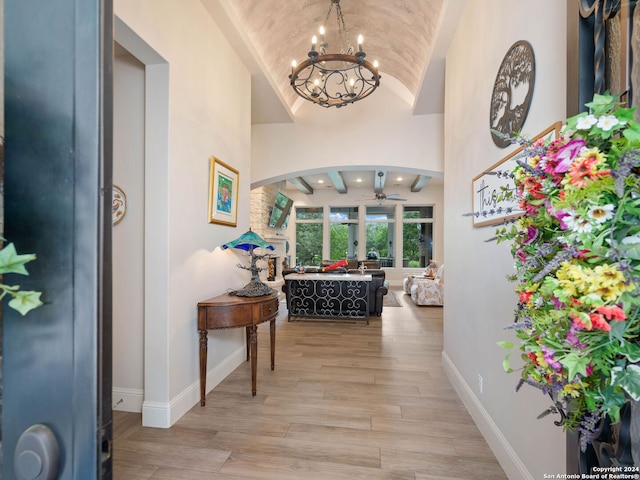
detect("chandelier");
top-left (289, 0), bottom-right (380, 108)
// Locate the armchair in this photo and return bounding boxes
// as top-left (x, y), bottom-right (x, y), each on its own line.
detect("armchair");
top-left (410, 264), bottom-right (444, 306)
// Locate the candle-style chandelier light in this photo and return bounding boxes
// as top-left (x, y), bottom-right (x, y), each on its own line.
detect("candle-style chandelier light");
top-left (289, 0), bottom-right (381, 108)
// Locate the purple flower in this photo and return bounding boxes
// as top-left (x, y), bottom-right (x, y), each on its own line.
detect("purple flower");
top-left (541, 345), bottom-right (562, 370)
top-left (554, 139), bottom-right (585, 173)
top-left (547, 204), bottom-right (571, 230)
top-left (556, 210), bottom-right (571, 230)
top-left (566, 326), bottom-right (586, 349)
top-left (524, 226), bottom-right (538, 245)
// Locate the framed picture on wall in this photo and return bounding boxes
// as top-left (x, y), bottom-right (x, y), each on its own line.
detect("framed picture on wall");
top-left (208, 156), bottom-right (239, 227)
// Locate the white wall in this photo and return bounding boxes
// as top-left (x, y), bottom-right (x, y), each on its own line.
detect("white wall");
top-left (251, 86), bottom-right (444, 188)
top-left (112, 50), bottom-right (145, 411)
top-left (443, 1), bottom-right (568, 478)
top-left (114, 0), bottom-right (253, 427)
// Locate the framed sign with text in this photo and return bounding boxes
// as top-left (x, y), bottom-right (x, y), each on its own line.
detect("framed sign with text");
top-left (471, 122), bottom-right (562, 227)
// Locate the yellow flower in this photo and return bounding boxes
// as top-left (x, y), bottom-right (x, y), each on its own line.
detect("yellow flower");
top-left (558, 279), bottom-right (578, 297)
top-left (577, 147), bottom-right (606, 167)
top-left (592, 264), bottom-right (626, 288)
top-left (556, 261), bottom-right (591, 293)
top-left (535, 351), bottom-right (548, 368)
top-left (528, 154), bottom-right (541, 168)
top-left (561, 383), bottom-right (582, 398)
top-left (587, 264), bottom-right (634, 302)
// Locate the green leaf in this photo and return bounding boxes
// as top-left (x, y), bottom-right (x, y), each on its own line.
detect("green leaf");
top-left (609, 320), bottom-right (627, 343)
top-left (0, 243), bottom-right (36, 275)
top-left (502, 356), bottom-right (512, 373)
top-left (497, 341), bottom-right (513, 349)
top-left (611, 365), bottom-right (640, 401)
top-left (599, 385), bottom-right (625, 424)
top-left (7, 290), bottom-right (43, 316)
top-left (618, 342), bottom-right (640, 362)
top-left (559, 353), bottom-right (590, 382)
top-left (620, 242), bottom-right (640, 261)
top-left (585, 93), bottom-right (617, 113)
top-left (623, 122), bottom-right (640, 143)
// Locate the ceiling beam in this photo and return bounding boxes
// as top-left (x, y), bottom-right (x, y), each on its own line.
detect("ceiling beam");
top-left (411, 175), bottom-right (431, 192)
top-left (327, 171), bottom-right (347, 194)
top-left (374, 170), bottom-right (387, 192)
top-left (289, 177), bottom-right (313, 194)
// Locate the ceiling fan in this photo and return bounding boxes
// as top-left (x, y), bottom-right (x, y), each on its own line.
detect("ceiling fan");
top-left (370, 171), bottom-right (406, 202)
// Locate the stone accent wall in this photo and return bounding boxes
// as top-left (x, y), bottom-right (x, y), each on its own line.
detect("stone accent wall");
top-left (250, 182), bottom-right (289, 289)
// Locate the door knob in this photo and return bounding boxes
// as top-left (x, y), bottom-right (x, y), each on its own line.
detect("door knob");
top-left (14, 424), bottom-right (60, 480)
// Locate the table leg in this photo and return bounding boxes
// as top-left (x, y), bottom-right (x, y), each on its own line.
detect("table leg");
top-left (270, 319), bottom-right (276, 370)
top-left (199, 330), bottom-right (208, 406)
top-left (245, 326), bottom-right (251, 361)
top-left (250, 325), bottom-right (258, 396)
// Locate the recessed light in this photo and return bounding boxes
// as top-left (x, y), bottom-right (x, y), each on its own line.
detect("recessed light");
top-left (397, 177), bottom-right (403, 181)
top-left (318, 179), bottom-right (324, 184)
top-left (356, 178), bottom-right (362, 183)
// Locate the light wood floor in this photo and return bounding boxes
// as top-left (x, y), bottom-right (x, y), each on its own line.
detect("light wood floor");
top-left (113, 290), bottom-right (507, 479)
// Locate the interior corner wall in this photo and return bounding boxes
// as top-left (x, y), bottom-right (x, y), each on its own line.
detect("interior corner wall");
top-left (114, 0), bottom-right (252, 427)
top-left (112, 50), bottom-right (145, 412)
top-left (443, 1), bottom-right (568, 478)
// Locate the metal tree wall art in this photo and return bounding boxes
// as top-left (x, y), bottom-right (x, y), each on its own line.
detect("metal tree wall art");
top-left (490, 40), bottom-right (536, 148)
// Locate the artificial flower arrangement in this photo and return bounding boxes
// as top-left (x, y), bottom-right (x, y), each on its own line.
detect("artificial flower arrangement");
top-left (497, 93), bottom-right (640, 448)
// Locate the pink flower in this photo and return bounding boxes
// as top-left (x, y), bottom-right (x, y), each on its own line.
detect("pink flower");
top-left (546, 203), bottom-right (570, 228)
top-left (595, 305), bottom-right (626, 321)
top-left (589, 313), bottom-right (611, 331)
top-left (554, 139), bottom-right (586, 173)
top-left (571, 314), bottom-right (589, 330)
top-left (523, 226), bottom-right (538, 245)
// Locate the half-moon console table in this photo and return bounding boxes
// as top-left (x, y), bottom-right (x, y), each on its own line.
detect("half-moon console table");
top-left (284, 273), bottom-right (372, 324)
top-left (197, 291), bottom-right (279, 406)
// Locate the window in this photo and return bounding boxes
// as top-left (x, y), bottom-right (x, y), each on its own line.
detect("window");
top-left (365, 205), bottom-right (395, 267)
top-left (329, 207), bottom-right (358, 260)
top-left (295, 207), bottom-right (323, 266)
top-left (402, 205), bottom-right (434, 268)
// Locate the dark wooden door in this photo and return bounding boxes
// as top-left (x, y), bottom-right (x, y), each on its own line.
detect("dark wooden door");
top-left (3, 0), bottom-right (113, 478)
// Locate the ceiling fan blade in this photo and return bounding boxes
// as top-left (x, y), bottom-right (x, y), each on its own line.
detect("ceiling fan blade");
top-left (384, 193), bottom-right (406, 201)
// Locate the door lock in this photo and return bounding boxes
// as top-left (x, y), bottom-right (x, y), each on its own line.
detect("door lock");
top-left (14, 424), bottom-right (60, 480)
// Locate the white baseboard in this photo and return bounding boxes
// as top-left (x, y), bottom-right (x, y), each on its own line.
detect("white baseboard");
top-left (141, 344), bottom-right (246, 428)
top-left (441, 351), bottom-right (532, 480)
top-left (112, 387), bottom-right (144, 412)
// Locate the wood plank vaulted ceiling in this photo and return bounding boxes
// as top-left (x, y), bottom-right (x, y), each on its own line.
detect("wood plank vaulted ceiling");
top-left (224, 0), bottom-right (445, 112)
top-left (201, 0), bottom-right (461, 195)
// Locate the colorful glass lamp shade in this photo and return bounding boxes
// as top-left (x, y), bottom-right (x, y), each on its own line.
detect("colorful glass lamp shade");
top-left (221, 230), bottom-right (275, 297)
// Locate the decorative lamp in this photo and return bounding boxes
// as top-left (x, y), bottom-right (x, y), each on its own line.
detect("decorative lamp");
top-left (289, 0), bottom-right (380, 108)
top-left (221, 230), bottom-right (275, 297)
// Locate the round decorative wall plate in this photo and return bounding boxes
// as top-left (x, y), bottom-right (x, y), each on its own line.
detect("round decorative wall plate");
top-left (112, 185), bottom-right (127, 225)
top-left (489, 40), bottom-right (536, 148)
